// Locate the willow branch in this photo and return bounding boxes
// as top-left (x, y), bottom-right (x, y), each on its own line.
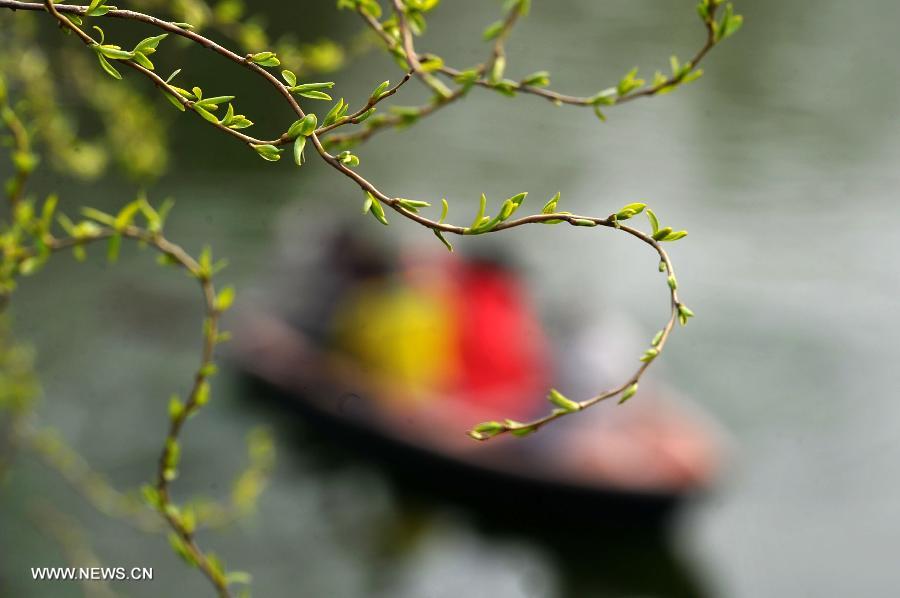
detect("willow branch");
top-left (321, 86), bottom-right (467, 148)
top-left (390, 0), bottom-right (453, 98)
top-left (315, 70), bottom-right (413, 137)
top-left (16, 205), bottom-right (234, 596)
top-left (348, 0), bottom-right (721, 146)
top-left (483, 0), bottom-right (522, 79)
top-left (436, 10), bottom-right (718, 108)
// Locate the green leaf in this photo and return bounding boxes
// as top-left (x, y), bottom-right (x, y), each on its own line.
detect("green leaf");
top-left (323, 99), bottom-right (347, 126)
top-left (419, 54), bottom-right (444, 73)
top-left (297, 90), bottom-right (333, 101)
top-left (483, 20), bottom-right (504, 41)
top-left (433, 229), bottom-right (453, 252)
top-left (454, 69), bottom-right (480, 85)
top-left (468, 421), bottom-right (505, 440)
top-left (141, 484), bottom-right (161, 509)
top-left (170, 86), bottom-right (196, 100)
top-left (683, 69), bottom-right (705, 84)
top-left (356, 108), bottom-right (375, 123)
top-left (287, 114), bottom-right (318, 139)
top-left (677, 304), bottom-right (695, 326)
top-left (252, 144), bottom-right (283, 162)
top-left (397, 198), bottom-right (431, 211)
top-left (162, 89), bottom-right (186, 111)
top-left (115, 200), bottom-right (141, 230)
top-left (290, 82), bottom-right (335, 93)
top-left (509, 425), bottom-right (537, 437)
top-left (281, 70), bottom-right (297, 87)
top-left (548, 389), bottom-right (580, 412)
top-left (165, 438), bottom-right (180, 469)
top-left (168, 533), bottom-right (195, 565)
top-left (615, 202), bottom-right (646, 220)
top-left (662, 230), bottom-right (688, 242)
top-left (215, 286), bottom-right (235, 311)
top-left (133, 34), bottom-right (168, 55)
top-left (697, 0), bottom-right (710, 20)
top-left (219, 103), bottom-right (236, 126)
top-left (195, 380), bottom-right (211, 406)
top-left (652, 226), bottom-right (673, 241)
top-left (521, 71), bottom-right (550, 87)
top-left (196, 95), bottom-right (235, 110)
top-left (193, 105), bottom-right (220, 124)
top-left (250, 52), bottom-right (280, 67)
top-left (96, 53), bottom-right (122, 80)
top-left (542, 191), bottom-right (561, 214)
top-left (490, 55), bottom-right (506, 83)
top-left (370, 80), bottom-right (390, 101)
top-left (470, 193), bottom-right (487, 229)
top-left (618, 383), bottom-right (638, 405)
top-left (718, 4), bottom-right (743, 41)
top-left (80, 207), bottom-right (116, 226)
top-left (366, 193), bottom-right (388, 225)
top-left (293, 136), bottom-right (306, 166)
top-left (167, 394), bottom-right (183, 420)
top-left (639, 348), bottom-right (659, 363)
top-left (617, 67), bottom-right (645, 96)
top-left (131, 52), bottom-right (154, 70)
top-left (96, 45), bottom-right (135, 60)
top-left (590, 88), bottom-right (618, 106)
top-left (85, 0), bottom-right (110, 17)
top-left (646, 208), bottom-right (660, 234)
top-left (336, 151), bottom-right (359, 168)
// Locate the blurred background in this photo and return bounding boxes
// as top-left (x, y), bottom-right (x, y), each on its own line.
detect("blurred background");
top-left (2, 0), bottom-right (899, 596)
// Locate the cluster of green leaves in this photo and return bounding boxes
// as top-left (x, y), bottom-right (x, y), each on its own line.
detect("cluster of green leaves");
top-left (0, 20), bottom-right (170, 179)
top-left (464, 192), bottom-right (528, 233)
top-left (90, 25), bottom-right (168, 80)
top-left (0, 78), bottom-right (256, 588)
top-left (334, 0), bottom-right (743, 138)
top-left (699, 0), bottom-right (743, 42)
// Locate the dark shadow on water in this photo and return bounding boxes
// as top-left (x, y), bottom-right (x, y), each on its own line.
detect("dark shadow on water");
top-left (235, 373), bottom-right (710, 598)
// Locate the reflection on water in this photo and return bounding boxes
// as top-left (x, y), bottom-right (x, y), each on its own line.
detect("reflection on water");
top-left (2, 0), bottom-right (900, 596)
top-left (242, 385), bottom-right (709, 598)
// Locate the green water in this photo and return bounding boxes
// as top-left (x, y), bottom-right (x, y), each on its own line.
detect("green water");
top-left (2, 1), bottom-right (900, 596)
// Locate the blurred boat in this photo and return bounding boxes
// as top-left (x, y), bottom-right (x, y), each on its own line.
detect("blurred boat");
top-left (230, 229), bottom-right (724, 528)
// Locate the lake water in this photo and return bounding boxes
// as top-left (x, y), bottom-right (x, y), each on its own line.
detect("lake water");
top-left (2, 1), bottom-right (899, 596)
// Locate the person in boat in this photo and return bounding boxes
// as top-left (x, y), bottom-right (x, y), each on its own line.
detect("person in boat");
top-left (234, 225), bottom-right (724, 493)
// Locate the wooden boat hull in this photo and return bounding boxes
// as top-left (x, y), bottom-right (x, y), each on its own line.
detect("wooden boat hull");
top-left (236, 368), bottom-right (690, 530)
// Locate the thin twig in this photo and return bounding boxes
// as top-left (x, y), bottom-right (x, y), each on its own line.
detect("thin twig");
top-left (390, 0), bottom-right (453, 98)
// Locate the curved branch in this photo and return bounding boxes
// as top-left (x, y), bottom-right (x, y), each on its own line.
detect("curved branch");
top-left (21, 215), bottom-right (235, 597)
top-left (349, 1), bottom-right (721, 144)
